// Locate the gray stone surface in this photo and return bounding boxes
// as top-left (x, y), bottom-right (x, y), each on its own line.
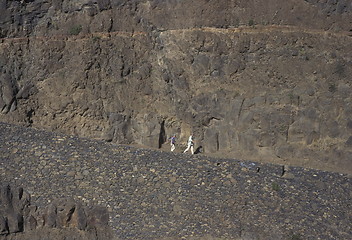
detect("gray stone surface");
top-left (0, 183), bottom-right (115, 240)
top-left (0, 0), bottom-right (351, 175)
top-left (0, 122), bottom-right (351, 240)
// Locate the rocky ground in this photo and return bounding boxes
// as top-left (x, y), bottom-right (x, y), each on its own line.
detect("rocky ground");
top-left (0, 122), bottom-right (351, 240)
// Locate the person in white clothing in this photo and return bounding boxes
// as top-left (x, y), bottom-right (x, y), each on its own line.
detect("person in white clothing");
top-left (183, 135), bottom-right (194, 154)
top-left (169, 135), bottom-right (176, 152)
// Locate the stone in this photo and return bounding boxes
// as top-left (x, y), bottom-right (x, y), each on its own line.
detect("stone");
top-left (67, 171), bottom-right (76, 177)
top-left (346, 136), bottom-right (352, 147)
top-left (45, 203), bottom-right (57, 228)
top-left (0, 74), bottom-right (16, 106)
top-left (16, 83), bottom-right (36, 99)
top-left (27, 215), bottom-right (37, 231)
top-left (7, 212), bottom-right (23, 233)
top-left (75, 173), bottom-right (84, 180)
top-left (347, 120), bottom-right (352, 129)
top-left (0, 184), bottom-right (113, 239)
top-left (241, 231), bottom-right (259, 240)
top-left (55, 198), bottom-right (76, 228)
top-left (73, 203), bottom-right (87, 230)
top-left (87, 206), bottom-right (109, 229)
top-left (0, 216), bottom-right (8, 234)
top-left (1, 123), bottom-right (352, 239)
top-left (97, 0), bottom-right (111, 11)
top-left (6, 13), bottom-right (351, 171)
top-left (0, 1), bottom-right (352, 238)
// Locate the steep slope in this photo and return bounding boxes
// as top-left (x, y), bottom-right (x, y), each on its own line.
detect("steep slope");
top-left (0, 0), bottom-right (351, 173)
top-left (1, 122), bottom-right (351, 240)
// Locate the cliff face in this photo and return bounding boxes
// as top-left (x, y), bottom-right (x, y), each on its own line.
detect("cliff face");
top-left (0, 0), bottom-right (351, 173)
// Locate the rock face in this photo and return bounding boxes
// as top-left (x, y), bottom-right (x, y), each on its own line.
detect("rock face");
top-left (0, 184), bottom-right (114, 240)
top-left (0, 185), bottom-right (29, 235)
top-left (0, 0), bottom-right (351, 173)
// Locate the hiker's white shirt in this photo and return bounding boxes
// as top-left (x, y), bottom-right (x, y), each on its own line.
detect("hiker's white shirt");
top-left (184, 136), bottom-right (194, 154)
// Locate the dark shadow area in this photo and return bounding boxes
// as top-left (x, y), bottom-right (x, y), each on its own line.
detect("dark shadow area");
top-left (194, 146), bottom-right (203, 154)
top-left (158, 120), bottom-right (166, 148)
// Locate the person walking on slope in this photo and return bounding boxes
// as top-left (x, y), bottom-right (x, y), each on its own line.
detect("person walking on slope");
top-left (183, 135), bottom-right (194, 154)
top-left (169, 134), bottom-right (176, 152)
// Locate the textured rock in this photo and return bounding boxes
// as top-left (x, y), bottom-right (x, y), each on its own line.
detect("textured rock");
top-left (0, 183), bottom-right (115, 240)
top-left (0, 0), bottom-right (351, 175)
top-left (0, 185), bottom-right (29, 235)
top-left (0, 122), bottom-right (351, 240)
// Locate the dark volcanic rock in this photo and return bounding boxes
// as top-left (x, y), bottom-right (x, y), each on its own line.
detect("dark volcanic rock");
top-left (0, 122), bottom-right (351, 240)
top-left (0, 185), bottom-right (29, 234)
top-left (0, 183), bottom-right (115, 240)
top-left (0, 1), bottom-right (351, 175)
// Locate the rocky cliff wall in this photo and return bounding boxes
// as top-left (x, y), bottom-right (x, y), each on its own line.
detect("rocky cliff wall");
top-left (0, 0), bottom-right (351, 174)
top-left (1, 0), bottom-right (352, 37)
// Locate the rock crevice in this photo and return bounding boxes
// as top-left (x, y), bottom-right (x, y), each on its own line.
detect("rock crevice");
top-left (0, 184), bottom-right (114, 240)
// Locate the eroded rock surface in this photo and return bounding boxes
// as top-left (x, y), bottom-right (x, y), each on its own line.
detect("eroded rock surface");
top-left (0, 0), bottom-right (351, 174)
top-left (0, 122), bottom-right (351, 240)
top-left (0, 184), bottom-right (114, 240)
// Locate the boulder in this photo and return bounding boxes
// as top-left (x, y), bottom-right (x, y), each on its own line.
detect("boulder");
top-left (0, 185), bottom-right (115, 240)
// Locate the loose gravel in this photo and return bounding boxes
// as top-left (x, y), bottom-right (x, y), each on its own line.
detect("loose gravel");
top-left (0, 122), bottom-right (351, 239)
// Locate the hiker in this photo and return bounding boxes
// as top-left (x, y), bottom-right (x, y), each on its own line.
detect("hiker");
top-left (169, 134), bottom-right (176, 152)
top-left (183, 135), bottom-right (194, 154)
